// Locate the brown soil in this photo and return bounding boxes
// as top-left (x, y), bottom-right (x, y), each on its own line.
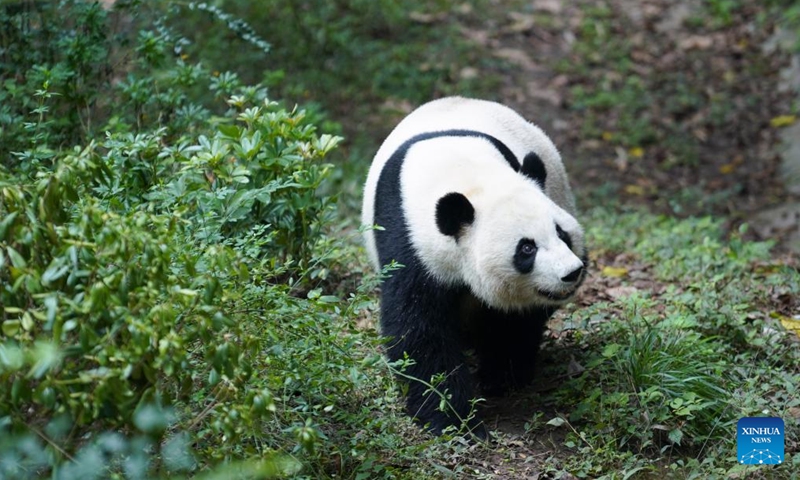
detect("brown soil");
top-left (431, 1), bottom-right (797, 477)
top-left (493, 0), bottom-right (794, 222)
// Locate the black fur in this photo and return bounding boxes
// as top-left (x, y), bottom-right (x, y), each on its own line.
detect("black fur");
top-left (436, 192), bottom-right (474, 238)
top-left (521, 152), bottom-right (547, 188)
top-left (556, 224), bottom-right (572, 250)
top-left (471, 304), bottom-right (554, 398)
top-left (513, 239), bottom-right (537, 274)
top-left (373, 130), bottom-right (561, 438)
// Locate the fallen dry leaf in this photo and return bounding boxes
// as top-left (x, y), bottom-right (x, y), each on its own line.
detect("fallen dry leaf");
top-left (770, 115), bottom-right (797, 128)
top-left (408, 11), bottom-right (446, 23)
top-left (607, 286), bottom-right (639, 299)
top-left (460, 67), bottom-right (479, 80)
top-left (568, 356), bottom-right (586, 376)
top-left (601, 266), bottom-right (629, 278)
top-left (774, 312), bottom-right (800, 337)
top-left (505, 12), bottom-right (536, 34)
top-left (624, 185), bottom-right (645, 196)
top-left (679, 35), bottom-right (713, 50)
top-left (494, 48), bottom-right (539, 70)
top-left (534, 0), bottom-right (563, 14)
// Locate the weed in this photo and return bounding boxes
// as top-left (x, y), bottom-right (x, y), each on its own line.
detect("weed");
top-left (533, 208), bottom-right (800, 477)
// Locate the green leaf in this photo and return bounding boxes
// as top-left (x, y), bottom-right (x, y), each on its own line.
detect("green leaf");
top-left (314, 134), bottom-right (342, 155)
top-left (2, 320), bottom-right (21, 337)
top-left (6, 247), bottom-right (26, 269)
top-left (307, 288), bottom-right (321, 300)
top-left (601, 343), bottom-right (622, 358)
top-left (42, 259), bottom-right (69, 285)
top-left (208, 368), bottom-right (221, 386)
top-left (668, 428), bottom-right (684, 445)
top-left (162, 432), bottom-right (196, 472)
top-left (217, 124), bottom-right (242, 138)
top-left (28, 342), bottom-right (61, 379)
top-left (21, 312), bottom-right (34, 331)
top-left (44, 296), bottom-right (58, 327)
top-left (0, 343), bottom-right (24, 371)
top-left (0, 211), bottom-right (19, 240)
top-left (547, 417), bottom-right (566, 427)
top-left (134, 403), bottom-right (174, 435)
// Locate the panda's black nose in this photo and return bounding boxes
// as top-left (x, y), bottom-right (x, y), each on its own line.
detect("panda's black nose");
top-left (561, 265), bottom-right (584, 283)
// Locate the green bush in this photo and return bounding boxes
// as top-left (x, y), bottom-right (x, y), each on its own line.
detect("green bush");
top-left (0, 1), bottom-right (425, 478)
top-left (0, 81), bottom-right (349, 480)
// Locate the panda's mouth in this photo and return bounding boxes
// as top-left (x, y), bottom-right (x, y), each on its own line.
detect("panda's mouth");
top-left (536, 286), bottom-right (580, 303)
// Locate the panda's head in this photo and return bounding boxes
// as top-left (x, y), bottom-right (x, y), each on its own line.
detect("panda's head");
top-left (435, 186), bottom-right (586, 311)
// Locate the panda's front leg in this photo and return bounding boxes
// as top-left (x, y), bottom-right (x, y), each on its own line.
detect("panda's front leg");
top-left (473, 306), bottom-right (553, 395)
top-left (380, 276), bottom-right (487, 438)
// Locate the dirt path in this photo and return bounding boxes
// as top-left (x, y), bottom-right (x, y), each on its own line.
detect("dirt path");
top-left (448, 1), bottom-right (798, 476)
top-left (486, 0), bottom-right (798, 250)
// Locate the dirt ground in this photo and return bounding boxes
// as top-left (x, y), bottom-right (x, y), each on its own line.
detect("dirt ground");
top-left (349, 1), bottom-right (798, 476)
top-left (483, 0), bottom-right (799, 249)
top-left (437, 0), bottom-right (799, 477)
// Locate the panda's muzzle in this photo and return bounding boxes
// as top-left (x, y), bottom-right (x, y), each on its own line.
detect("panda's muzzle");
top-left (537, 287), bottom-right (576, 303)
top-left (538, 263), bottom-right (586, 302)
top-left (561, 265), bottom-right (584, 283)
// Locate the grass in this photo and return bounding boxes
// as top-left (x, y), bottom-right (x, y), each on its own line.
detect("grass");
top-left (518, 207), bottom-right (800, 478)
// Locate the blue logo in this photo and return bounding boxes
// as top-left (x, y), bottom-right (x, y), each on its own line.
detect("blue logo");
top-left (737, 417), bottom-right (784, 465)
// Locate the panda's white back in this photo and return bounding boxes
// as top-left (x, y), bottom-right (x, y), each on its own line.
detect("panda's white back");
top-left (362, 97), bottom-right (577, 271)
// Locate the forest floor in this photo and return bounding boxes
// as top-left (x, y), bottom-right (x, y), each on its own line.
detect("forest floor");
top-left (369, 0), bottom-right (800, 252)
top-left (488, 0), bottom-right (800, 252)
top-left (374, 0), bottom-right (800, 477)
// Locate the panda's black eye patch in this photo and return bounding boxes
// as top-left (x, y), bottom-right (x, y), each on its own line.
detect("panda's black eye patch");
top-left (513, 239), bottom-right (537, 274)
top-left (556, 224), bottom-right (572, 250)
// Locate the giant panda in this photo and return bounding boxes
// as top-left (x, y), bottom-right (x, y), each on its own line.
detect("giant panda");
top-left (361, 97), bottom-right (586, 438)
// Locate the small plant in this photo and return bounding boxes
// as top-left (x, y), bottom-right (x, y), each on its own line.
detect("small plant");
top-left (534, 207), bottom-right (800, 476)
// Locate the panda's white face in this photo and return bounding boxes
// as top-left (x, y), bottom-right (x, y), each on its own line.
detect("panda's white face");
top-left (459, 188), bottom-right (585, 311)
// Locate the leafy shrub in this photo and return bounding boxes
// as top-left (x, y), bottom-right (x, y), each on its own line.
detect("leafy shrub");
top-left (1, 88), bottom-right (350, 480)
top-left (0, 0), bottom-right (112, 155)
top-left (0, 1), bottom-right (427, 478)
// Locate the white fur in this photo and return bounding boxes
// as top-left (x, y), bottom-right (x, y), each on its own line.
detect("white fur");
top-left (362, 97), bottom-right (584, 310)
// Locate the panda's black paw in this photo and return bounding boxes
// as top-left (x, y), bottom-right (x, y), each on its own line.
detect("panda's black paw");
top-left (467, 421), bottom-right (491, 443)
top-left (449, 420), bottom-right (491, 443)
top-left (426, 416), bottom-right (490, 443)
top-left (479, 381), bottom-right (509, 398)
top-left (477, 373), bottom-right (512, 398)
top-left (479, 365), bottom-right (536, 397)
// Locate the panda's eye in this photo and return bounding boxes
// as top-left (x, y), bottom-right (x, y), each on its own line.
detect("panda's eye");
top-left (514, 239), bottom-right (537, 274)
top-left (519, 241), bottom-right (537, 256)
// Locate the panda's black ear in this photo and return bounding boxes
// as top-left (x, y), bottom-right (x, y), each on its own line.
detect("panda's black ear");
top-left (436, 192), bottom-right (474, 238)
top-left (521, 152), bottom-right (547, 189)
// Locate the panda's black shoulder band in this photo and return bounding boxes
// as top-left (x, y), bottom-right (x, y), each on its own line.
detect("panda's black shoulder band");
top-left (390, 129), bottom-right (520, 172)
